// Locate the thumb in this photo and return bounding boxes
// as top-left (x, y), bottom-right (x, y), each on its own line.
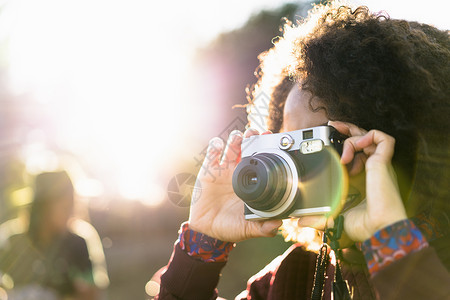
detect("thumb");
top-left (259, 220), bottom-right (283, 237)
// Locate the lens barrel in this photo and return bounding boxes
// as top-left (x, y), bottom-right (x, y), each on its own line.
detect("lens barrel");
top-left (232, 153), bottom-right (290, 211)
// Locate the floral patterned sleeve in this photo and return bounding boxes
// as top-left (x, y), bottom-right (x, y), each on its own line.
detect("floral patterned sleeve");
top-left (360, 219), bottom-right (429, 276)
top-left (178, 222), bottom-right (235, 263)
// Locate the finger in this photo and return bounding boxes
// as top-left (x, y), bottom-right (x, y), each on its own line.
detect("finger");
top-left (348, 152), bottom-right (367, 176)
top-left (328, 121), bottom-right (368, 137)
top-left (220, 130), bottom-right (244, 166)
top-left (297, 216), bottom-right (334, 231)
top-left (259, 219), bottom-right (283, 237)
top-left (341, 136), bottom-right (363, 165)
top-left (341, 134), bottom-right (377, 164)
top-left (243, 127), bottom-right (260, 138)
top-left (356, 130), bottom-right (395, 163)
top-left (261, 130), bottom-right (273, 135)
top-left (202, 137), bottom-right (224, 171)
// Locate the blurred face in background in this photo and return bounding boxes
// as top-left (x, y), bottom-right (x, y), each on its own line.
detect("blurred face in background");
top-left (45, 192), bottom-right (74, 235)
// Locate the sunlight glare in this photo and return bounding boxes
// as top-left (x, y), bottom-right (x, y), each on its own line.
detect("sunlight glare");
top-left (4, 0), bottom-right (195, 204)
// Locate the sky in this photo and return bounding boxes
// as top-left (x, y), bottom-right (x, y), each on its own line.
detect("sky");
top-left (0, 0), bottom-right (448, 206)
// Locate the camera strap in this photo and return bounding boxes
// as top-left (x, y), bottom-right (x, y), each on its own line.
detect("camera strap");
top-left (310, 241), bottom-right (329, 300)
top-left (326, 215), bottom-right (352, 300)
top-left (310, 215), bottom-right (352, 300)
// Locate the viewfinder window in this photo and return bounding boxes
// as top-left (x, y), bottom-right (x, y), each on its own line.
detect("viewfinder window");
top-left (303, 130), bottom-right (313, 140)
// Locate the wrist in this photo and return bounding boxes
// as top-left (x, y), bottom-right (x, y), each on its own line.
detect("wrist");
top-left (360, 219), bottom-right (428, 276)
top-left (178, 222), bottom-right (235, 263)
top-left (186, 219), bottom-right (206, 236)
top-left (372, 213), bottom-right (407, 236)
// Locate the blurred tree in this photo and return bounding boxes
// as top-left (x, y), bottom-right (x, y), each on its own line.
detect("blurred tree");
top-left (192, 2), bottom-right (318, 133)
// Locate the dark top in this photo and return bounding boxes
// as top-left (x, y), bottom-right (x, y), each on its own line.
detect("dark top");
top-left (0, 231), bottom-right (93, 296)
top-left (156, 234), bottom-right (450, 300)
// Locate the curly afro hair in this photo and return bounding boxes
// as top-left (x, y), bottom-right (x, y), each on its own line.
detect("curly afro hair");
top-left (296, 5), bottom-right (449, 136)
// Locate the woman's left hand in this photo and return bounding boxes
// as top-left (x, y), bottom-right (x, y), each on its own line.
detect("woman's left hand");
top-left (328, 121), bottom-right (407, 242)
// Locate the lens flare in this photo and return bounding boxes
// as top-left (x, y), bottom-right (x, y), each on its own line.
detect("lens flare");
top-left (326, 146), bottom-right (349, 219)
top-left (280, 146), bottom-right (348, 250)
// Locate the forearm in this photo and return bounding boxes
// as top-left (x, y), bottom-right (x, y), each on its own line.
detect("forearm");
top-left (156, 223), bottom-right (234, 300)
top-left (157, 244), bottom-right (226, 300)
top-left (361, 219), bottom-right (450, 299)
top-left (371, 246), bottom-right (450, 299)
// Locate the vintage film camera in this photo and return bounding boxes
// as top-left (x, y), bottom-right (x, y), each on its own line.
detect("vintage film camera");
top-left (232, 125), bottom-right (347, 220)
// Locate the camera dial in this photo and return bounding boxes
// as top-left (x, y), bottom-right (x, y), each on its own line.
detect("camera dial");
top-left (279, 135), bottom-right (294, 150)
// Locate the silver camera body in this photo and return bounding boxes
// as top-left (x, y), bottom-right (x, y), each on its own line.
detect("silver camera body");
top-left (232, 125), bottom-right (346, 220)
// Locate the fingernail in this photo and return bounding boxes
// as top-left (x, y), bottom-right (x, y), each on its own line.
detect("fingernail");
top-left (244, 127), bottom-right (259, 137)
top-left (208, 138), bottom-right (223, 151)
top-left (228, 130), bottom-right (243, 143)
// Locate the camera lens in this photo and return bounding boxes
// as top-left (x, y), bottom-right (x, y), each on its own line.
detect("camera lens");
top-left (232, 153), bottom-right (291, 211)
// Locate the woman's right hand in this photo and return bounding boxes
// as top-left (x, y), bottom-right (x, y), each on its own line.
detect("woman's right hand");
top-left (188, 129), bottom-right (282, 242)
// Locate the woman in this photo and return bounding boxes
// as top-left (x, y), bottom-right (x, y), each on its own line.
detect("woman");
top-left (156, 2), bottom-right (450, 299)
top-left (0, 171), bottom-right (99, 300)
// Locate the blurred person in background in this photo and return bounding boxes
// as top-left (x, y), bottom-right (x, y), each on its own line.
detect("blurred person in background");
top-left (0, 171), bottom-right (108, 300)
top-left (153, 1), bottom-right (450, 299)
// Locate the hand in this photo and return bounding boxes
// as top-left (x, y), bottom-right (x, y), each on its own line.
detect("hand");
top-left (188, 129), bottom-right (282, 242)
top-left (329, 121), bottom-right (407, 242)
